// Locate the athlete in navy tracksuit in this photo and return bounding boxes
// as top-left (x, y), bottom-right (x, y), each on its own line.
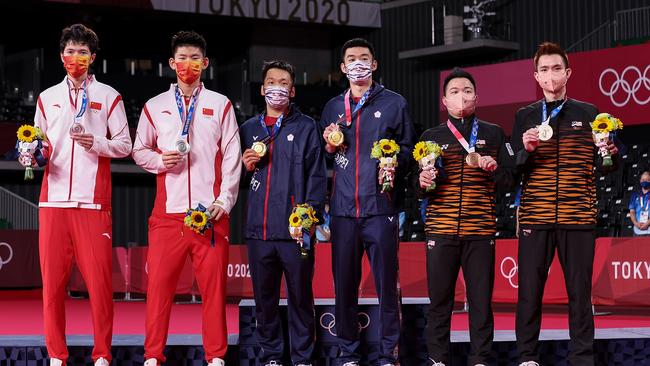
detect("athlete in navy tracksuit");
top-left (321, 39), bottom-right (416, 366)
top-left (241, 61), bottom-right (327, 366)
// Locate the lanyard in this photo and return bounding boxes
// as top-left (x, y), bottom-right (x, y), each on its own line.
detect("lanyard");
top-left (446, 118), bottom-right (479, 153)
top-left (541, 98), bottom-right (568, 125)
top-left (640, 192), bottom-right (650, 212)
top-left (341, 87), bottom-right (371, 127)
top-left (175, 84), bottom-right (201, 140)
top-left (257, 113), bottom-right (284, 143)
top-left (67, 77), bottom-right (89, 123)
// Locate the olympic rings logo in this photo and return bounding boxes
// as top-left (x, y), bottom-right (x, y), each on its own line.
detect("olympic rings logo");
top-left (319, 312), bottom-right (370, 336)
top-left (500, 256), bottom-right (518, 289)
top-left (0, 242), bottom-right (14, 270)
top-left (599, 65), bottom-right (650, 107)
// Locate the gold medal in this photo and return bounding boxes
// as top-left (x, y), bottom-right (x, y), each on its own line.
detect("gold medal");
top-left (327, 128), bottom-right (344, 147)
top-left (251, 141), bottom-right (267, 157)
top-left (465, 152), bottom-right (481, 167)
top-left (537, 124), bottom-right (553, 141)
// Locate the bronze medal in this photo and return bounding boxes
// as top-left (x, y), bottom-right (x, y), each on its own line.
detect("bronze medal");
top-left (465, 152), bottom-right (481, 167)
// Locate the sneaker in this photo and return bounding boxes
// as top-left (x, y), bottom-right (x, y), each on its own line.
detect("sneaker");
top-left (208, 358), bottom-right (225, 366)
top-left (94, 358), bottom-right (109, 366)
top-left (295, 364), bottom-right (312, 366)
top-left (342, 362), bottom-right (359, 366)
top-left (474, 364), bottom-right (487, 366)
top-left (429, 359), bottom-right (446, 366)
top-left (264, 362), bottom-right (281, 366)
top-left (144, 358), bottom-right (157, 366)
top-left (519, 362), bottom-right (540, 366)
top-left (50, 358), bottom-right (63, 366)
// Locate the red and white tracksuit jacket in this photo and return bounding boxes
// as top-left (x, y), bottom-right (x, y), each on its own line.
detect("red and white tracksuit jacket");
top-left (132, 83), bottom-right (241, 362)
top-left (35, 75), bottom-right (132, 208)
top-left (34, 75), bottom-right (132, 363)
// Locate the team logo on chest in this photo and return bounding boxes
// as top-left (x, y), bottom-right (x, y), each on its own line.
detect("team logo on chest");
top-left (287, 134), bottom-right (294, 142)
top-left (571, 121), bottom-right (583, 129)
top-left (374, 111), bottom-right (381, 118)
top-left (476, 139), bottom-right (486, 148)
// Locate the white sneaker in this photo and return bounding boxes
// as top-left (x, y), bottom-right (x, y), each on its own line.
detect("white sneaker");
top-left (94, 357), bottom-right (109, 366)
top-left (295, 364), bottom-right (312, 366)
top-left (342, 362), bottom-right (359, 366)
top-left (208, 358), bottom-right (225, 366)
top-left (50, 358), bottom-right (63, 366)
top-left (474, 364), bottom-right (487, 366)
top-left (144, 358), bottom-right (158, 366)
top-left (519, 362), bottom-right (540, 366)
top-left (264, 361), bottom-right (281, 366)
top-left (429, 359), bottom-right (446, 366)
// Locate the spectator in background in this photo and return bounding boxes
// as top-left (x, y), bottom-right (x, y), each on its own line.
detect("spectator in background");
top-left (629, 171), bottom-right (650, 236)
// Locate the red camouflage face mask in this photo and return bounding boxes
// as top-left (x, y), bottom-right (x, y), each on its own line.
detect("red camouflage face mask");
top-left (175, 60), bottom-right (203, 84)
top-left (63, 55), bottom-right (90, 78)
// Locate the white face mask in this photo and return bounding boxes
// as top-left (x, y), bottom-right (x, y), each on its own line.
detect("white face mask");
top-left (264, 85), bottom-right (290, 108)
top-left (537, 70), bottom-right (568, 93)
top-left (445, 93), bottom-right (477, 118)
top-left (345, 60), bottom-right (372, 84)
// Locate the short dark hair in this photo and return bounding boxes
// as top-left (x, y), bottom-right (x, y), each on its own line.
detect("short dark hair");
top-left (60, 24), bottom-right (99, 54)
top-left (443, 67), bottom-right (476, 95)
top-left (534, 41), bottom-right (569, 70)
top-left (262, 60), bottom-right (295, 84)
top-left (171, 31), bottom-right (207, 56)
top-left (341, 38), bottom-right (375, 61)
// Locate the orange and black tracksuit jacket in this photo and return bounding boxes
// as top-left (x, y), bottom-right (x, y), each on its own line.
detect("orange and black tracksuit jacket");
top-left (417, 115), bottom-right (515, 240)
top-left (510, 98), bottom-right (619, 229)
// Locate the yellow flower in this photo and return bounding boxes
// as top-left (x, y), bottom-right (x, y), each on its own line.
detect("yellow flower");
top-left (592, 113), bottom-right (623, 134)
top-left (413, 141), bottom-right (427, 161)
top-left (190, 211), bottom-right (207, 227)
top-left (428, 142), bottom-right (443, 158)
top-left (17, 125), bottom-right (37, 143)
top-left (615, 117), bottom-right (624, 130)
top-left (307, 208), bottom-right (319, 225)
top-left (289, 213), bottom-right (302, 227)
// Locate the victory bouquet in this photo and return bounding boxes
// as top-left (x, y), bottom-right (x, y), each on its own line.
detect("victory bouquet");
top-left (288, 203), bottom-right (319, 258)
top-left (184, 204), bottom-right (213, 235)
top-left (15, 124), bottom-right (48, 181)
top-left (370, 139), bottom-right (400, 193)
top-left (413, 141), bottom-right (444, 192)
top-left (590, 113), bottom-right (623, 167)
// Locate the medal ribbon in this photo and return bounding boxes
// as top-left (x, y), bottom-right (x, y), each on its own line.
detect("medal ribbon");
top-left (175, 84), bottom-right (202, 140)
top-left (67, 77), bottom-right (89, 126)
top-left (343, 88), bottom-right (371, 127)
top-left (541, 97), bottom-right (568, 125)
top-left (257, 113), bottom-right (284, 144)
top-left (447, 118), bottom-right (479, 154)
